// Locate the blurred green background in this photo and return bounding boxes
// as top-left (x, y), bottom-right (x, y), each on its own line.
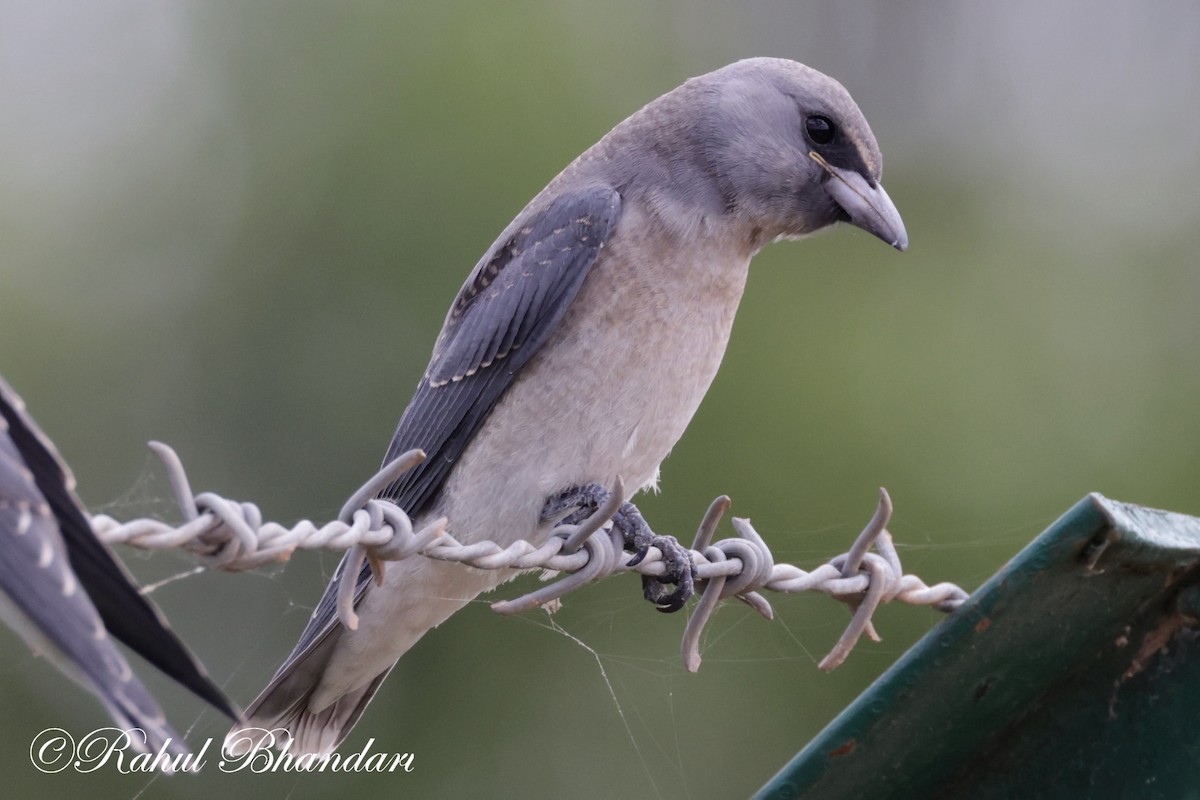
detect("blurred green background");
top-left (2, 1), bottom-right (1198, 797)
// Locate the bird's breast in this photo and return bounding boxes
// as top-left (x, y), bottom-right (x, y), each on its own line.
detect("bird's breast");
top-left (434, 216), bottom-right (751, 544)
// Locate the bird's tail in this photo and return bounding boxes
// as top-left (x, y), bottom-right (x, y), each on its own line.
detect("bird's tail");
top-left (226, 553), bottom-right (500, 756)
top-left (224, 624), bottom-right (392, 757)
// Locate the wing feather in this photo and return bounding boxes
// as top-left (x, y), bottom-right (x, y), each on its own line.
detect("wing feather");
top-left (267, 185), bottom-right (621, 675)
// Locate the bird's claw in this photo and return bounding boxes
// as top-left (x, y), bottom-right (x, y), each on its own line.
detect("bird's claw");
top-left (638, 534), bottom-right (697, 613)
top-left (612, 501), bottom-right (696, 613)
top-left (542, 483), bottom-right (697, 612)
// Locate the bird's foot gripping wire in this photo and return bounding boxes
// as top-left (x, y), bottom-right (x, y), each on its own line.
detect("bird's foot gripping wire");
top-left (543, 482), bottom-right (698, 612)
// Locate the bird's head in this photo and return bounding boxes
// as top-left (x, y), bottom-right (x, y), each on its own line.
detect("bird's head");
top-left (691, 57), bottom-right (908, 252)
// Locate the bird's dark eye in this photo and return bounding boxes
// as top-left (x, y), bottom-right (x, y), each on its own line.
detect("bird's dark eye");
top-left (805, 115), bottom-right (835, 145)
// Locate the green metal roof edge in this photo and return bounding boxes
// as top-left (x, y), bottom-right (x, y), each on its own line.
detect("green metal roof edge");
top-left (753, 493), bottom-right (1200, 799)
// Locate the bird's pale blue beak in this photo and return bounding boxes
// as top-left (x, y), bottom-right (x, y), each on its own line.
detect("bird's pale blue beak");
top-left (812, 153), bottom-right (909, 251)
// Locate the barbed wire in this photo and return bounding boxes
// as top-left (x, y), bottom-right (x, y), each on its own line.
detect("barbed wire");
top-left (91, 442), bottom-right (968, 673)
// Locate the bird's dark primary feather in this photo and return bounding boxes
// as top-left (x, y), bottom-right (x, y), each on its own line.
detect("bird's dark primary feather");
top-left (0, 422), bottom-right (188, 751)
top-left (272, 184), bottom-right (622, 672)
top-left (0, 376), bottom-right (239, 721)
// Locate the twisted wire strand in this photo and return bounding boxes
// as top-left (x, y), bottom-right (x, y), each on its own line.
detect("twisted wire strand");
top-left (91, 443), bottom-right (969, 672)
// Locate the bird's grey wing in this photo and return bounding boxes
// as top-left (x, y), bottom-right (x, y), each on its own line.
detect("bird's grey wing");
top-left (0, 376), bottom-right (239, 721)
top-left (267, 184), bottom-right (621, 678)
top-left (380, 183), bottom-right (623, 508)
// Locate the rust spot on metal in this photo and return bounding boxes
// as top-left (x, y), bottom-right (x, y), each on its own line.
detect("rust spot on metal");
top-left (975, 617), bottom-right (991, 634)
top-left (1121, 611), bottom-right (1196, 683)
top-left (1109, 606), bottom-right (1200, 718)
top-left (829, 738), bottom-right (857, 758)
top-left (1114, 625), bottom-right (1132, 648)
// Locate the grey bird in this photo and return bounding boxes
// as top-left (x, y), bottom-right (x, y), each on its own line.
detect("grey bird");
top-left (233, 57), bottom-right (907, 755)
top-left (0, 375), bottom-right (239, 755)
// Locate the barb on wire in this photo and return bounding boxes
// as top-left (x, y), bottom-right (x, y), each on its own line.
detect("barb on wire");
top-left (92, 443), bottom-right (969, 673)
